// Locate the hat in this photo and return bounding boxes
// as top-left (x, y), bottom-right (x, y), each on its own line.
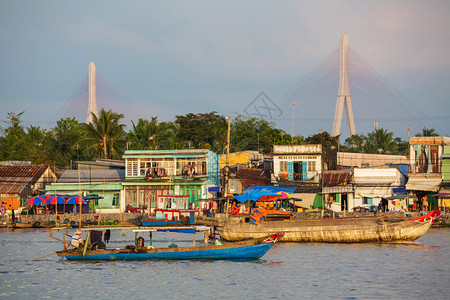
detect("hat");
top-left (75, 230), bottom-right (82, 235)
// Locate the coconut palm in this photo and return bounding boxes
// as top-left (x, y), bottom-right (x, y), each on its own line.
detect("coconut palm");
top-left (363, 128), bottom-right (399, 155)
top-left (82, 108), bottom-right (126, 159)
top-left (128, 117), bottom-right (160, 150)
top-left (415, 128), bottom-right (439, 137)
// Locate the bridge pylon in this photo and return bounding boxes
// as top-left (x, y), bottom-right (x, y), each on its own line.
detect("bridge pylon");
top-left (332, 33), bottom-right (356, 137)
top-left (86, 61), bottom-right (98, 124)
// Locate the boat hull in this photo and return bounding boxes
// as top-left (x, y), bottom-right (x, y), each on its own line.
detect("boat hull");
top-left (220, 218), bottom-right (432, 243)
top-left (57, 240), bottom-right (275, 261)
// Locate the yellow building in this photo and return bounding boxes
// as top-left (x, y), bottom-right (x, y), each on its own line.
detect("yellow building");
top-left (219, 151), bottom-right (263, 169)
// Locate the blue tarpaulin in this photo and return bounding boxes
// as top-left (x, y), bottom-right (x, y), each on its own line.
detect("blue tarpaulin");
top-left (241, 186), bottom-right (296, 194)
top-left (235, 186), bottom-right (296, 203)
top-left (234, 192), bottom-right (279, 202)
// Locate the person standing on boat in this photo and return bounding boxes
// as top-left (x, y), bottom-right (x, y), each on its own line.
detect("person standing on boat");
top-left (421, 196), bottom-right (428, 211)
top-left (71, 229), bottom-right (84, 249)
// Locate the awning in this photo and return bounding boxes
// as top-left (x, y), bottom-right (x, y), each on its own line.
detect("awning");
top-left (291, 193), bottom-right (317, 208)
top-left (392, 188), bottom-right (407, 194)
top-left (322, 185), bottom-right (353, 194)
top-left (355, 187), bottom-right (392, 198)
top-left (405, 177), bottom-right (441, 192)
top-left (386, 194), bottom-right (416, 200)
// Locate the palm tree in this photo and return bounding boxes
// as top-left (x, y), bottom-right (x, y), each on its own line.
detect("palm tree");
top-left (415, 128), bottom-right (439, 137)
top-left (128, 117), bottom-right (160, 150)
top-left (82, 108), bottom-right (126, 159)
top-left (363, 128), bottom-right (399, 155)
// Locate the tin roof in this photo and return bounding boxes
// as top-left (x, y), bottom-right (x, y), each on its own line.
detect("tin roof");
top-left (0, 164), bottom-right (52, 194)
top-left (57, 169), bottom-right (125, 183)
top-left (235, 168), bottom-right (272, 189)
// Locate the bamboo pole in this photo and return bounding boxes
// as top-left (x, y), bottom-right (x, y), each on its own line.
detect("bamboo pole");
top-left (78, 168), bottom-right (82, 229)
top-left (225, 116), bottom-right (230, 219)
top-left (97, 175), bottom-right (106, 225)
top-left (32, 252), bottom-right (56, 261)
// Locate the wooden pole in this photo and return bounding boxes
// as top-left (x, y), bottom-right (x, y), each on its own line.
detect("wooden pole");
top-left (225, 116), bottom-right (231, 219)
top-left (32, 252), bottom-right (56, 261)
top-left (78, 168), bottom-right (82, 229)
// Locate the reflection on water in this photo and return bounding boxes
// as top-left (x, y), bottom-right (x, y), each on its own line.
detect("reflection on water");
top-left (0, 228), bottom-right (449, 299)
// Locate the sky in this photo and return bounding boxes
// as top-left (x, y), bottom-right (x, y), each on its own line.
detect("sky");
top-left (0, 0), bottom-right (449, 139)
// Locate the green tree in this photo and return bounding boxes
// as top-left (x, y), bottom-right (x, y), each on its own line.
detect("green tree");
top-left (82, 108), bottom-right (126, 159)
top-left (415, 128), bottom-right (439, 137)
top-left (128, 117), bottom-right (161, 150)
top-left (24, 125), bottom-right (50, 164)
top-left (175, 112), bottom-right (226, 153)
top-left (305, 131), bottom-right (340, 149)
top-left (363, 128), bottom-right (399, 154)
top-left (157, 121), bottom-right (179, 149)
top-left (50, 117), bottom-right (83, 168)
top-left (344, 134), bottom-right (367, 153)
top-left (0, 112), bottom-right (26, 160)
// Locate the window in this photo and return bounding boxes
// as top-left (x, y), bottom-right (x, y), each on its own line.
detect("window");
top-left (279, 161), bottom-right (288, 172)
top-left (363, 197), bottom-right (373, 205)
top-left (126, 159), bottom-right (139, 176)
top-left (112, 193), bottom-right (119, 206)
top-left (307, 161), bottom-right (316, 172)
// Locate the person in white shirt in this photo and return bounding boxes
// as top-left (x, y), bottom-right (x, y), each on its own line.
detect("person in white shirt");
top-left (71, 229), bottom-right (84, 248)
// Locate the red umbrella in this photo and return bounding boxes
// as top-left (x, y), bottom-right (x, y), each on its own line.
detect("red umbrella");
top-left (26, 196), bottom-right (45, 205)
top-left (46, 196), bottom-right (66, 204)
top-left (67, 195), bottom-right (87, 205)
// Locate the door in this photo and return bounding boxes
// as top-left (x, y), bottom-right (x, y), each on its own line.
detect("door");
top-left (302, 161), bottom-right (307, 181)
top-left (341, 193), bottom-right (348, 211)
top-left (288, 162), bottom-right (293, 181)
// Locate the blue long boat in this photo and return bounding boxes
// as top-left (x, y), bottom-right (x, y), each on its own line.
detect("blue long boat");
top-left (53, 227), bottom-right (284, 261)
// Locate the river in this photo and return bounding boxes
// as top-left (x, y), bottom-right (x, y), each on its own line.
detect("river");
top-left (0, 227), bottom-right (449, 299)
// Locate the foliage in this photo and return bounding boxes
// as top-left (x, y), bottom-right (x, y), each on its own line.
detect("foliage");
top-left (363, 128), bottom-right (399, 154)
top-left (1, 110), bottom-right (432, 166)
top-left (0, 112), bottom-right (27, 160)
top-left (345, 134), bottom-right (367, 153)
top-left (415, 127), bottom-right (439, 137)
top-left (305, 131), bottom-right (339, 149)
top-left (81, 108), bottom-right (126, 159)
top-left (50, 117), bottom-right (83, 168)
top-left (175, 112), bottom-right (227, 153)
top-left (230, 115), bottom-right (300, 154)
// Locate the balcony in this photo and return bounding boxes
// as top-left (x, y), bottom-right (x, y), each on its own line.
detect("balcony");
top-left (408, 163), bottom-right (441, 175)
top-left (272, 172), bottom-right (320, 185)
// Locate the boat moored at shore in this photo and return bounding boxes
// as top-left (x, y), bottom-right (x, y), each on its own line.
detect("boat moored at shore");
top-left (219, 210), bottom-right (440, 243)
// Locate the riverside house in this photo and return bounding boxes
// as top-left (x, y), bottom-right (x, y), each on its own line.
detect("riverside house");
top-left (272, 144), bottom-right (337, 209)
top-left (406, 136), bottom-right (450, 210)
top-left (45, 169), bottom-right (124, 213)
top-left (0, 164), bottom-right (57, 210)
top-left (122, 149), bottom-right (220, 212)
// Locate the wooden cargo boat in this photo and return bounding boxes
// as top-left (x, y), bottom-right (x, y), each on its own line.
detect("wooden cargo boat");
top-left (52, 226), bottom-right (284, 261)
top-left (219, 210), bottom-right (440, 243)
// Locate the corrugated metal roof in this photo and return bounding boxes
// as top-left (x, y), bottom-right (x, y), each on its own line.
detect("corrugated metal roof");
top-left (323, 170), bottom-right (353, 187)
top-left (235, 168), bottom-right (271, 189)
top-left (0, 164), bottom-right (51, 194)
top-left (57, 169), bottom-right (125, 183)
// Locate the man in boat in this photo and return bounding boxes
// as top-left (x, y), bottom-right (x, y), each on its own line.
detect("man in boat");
top-left (71, 229), bottom-right (84, 249)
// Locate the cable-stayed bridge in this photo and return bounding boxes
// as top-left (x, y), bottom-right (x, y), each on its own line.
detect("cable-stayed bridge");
top-left (248, 34), bottom-right (443, 140)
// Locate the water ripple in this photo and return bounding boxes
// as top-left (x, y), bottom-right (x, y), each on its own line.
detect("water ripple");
top-left (0, 228), bottom-right (449, 299)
